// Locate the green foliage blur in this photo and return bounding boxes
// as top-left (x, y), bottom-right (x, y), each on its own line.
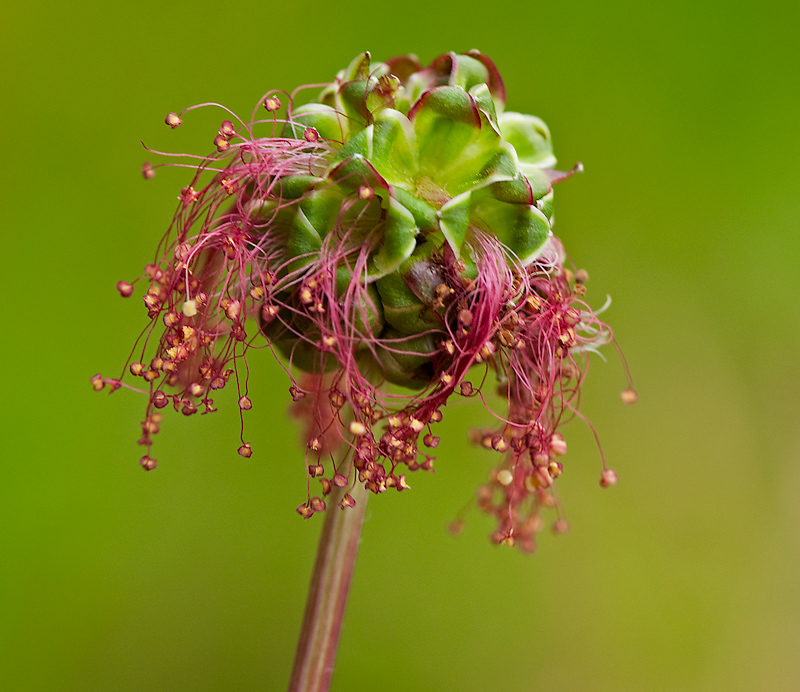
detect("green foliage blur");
top-left (2, 1), bottom-right (799, 690)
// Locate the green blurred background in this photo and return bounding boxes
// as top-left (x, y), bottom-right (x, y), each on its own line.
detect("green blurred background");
top-left (3, 1), bottom-right (799, 690)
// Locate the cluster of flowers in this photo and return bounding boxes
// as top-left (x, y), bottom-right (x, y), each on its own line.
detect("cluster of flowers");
top-left (93, 51), bottom-right (633, 551)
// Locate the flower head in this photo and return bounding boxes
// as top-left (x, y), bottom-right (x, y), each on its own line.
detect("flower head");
top-left (94, 51), bottom-right (633, 551)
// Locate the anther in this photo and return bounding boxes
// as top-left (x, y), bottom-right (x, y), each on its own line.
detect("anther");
top-left (303, 127), bottom-right (320, 142)
top-left (491, 436), bottom-right (509, 453)
top-left (460, 381), bottom-right (473, 396)
top-left (130, 362), bottom-right (144, 376)
top-left (140, 455), bottom-right (157, 470)
top-left (339, 494), bottom-right (356, 509)
top-left (423, 434), bottom-right (439, 448)
top-left (552, 519), bottom-right (570, 535)
top-left (226, 300), bottom-right (242, 320)
top-left (333, 473), bottom-right (348, 487)
top-left (310, 497), bottom-right (326, 512)
top-left (549, 434), bottom-right (567, 457)
top-left (349, 421), bottom-right (367, 436)
top-left (187, 382), bottom-right (204, 397)
top-left (214, 134), bottom-right (229, 152)
top-left (620, 388), bottom-right (638, 405)
top-left (182, 300), bottom-right (198, 317)
top-left (219, 120), bottom-right (236, 138)
top-left (308, 465), bottom-right (324, 477)
top-left (409, 418), bottom-right (425, 433)
top-left (152, 391), bottom-right (169, 409)
top-left (263, 96), bottom-right (281, 112)
top-left (548, 461), bottom-right (563, 479)
top-left (600, 469), bottom-right (618, 487)
top-left (296, 504), bottom-right (314, 519)
top-left (180, 186), bottom-right (198, 205)
top-left (165, 112), bottom-right (182, 128)
top-left (238, 443), bottom-right (252, 458)
top-left (141, 161), bottom-right (155, 179)
top-left (163, 311), bottom-right (180, 327)
top-left (497, 469), bottom-right (514, 486)
top-left (238, 396), bottom-right (252, 410)
top-left (116, 281), bottom-right (134, 297)
top-left (358, 186), bottom-right (374, 200)
top-left (308, 437), bottom-right (322, 451)
top-left (90, 374), bottom-right (105, 391)
top-left (261, 304), bottom-right (279, 322)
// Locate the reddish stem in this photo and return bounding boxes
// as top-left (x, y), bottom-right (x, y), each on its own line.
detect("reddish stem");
top-left (288, 482), bottom-right (368, 692)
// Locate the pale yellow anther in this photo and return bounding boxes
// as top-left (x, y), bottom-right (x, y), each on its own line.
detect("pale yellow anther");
top-left (182, 299), bottom-right (198, 317)
top-left (388, 415), bottom-right (402, 429)
top-left (226, 300), bottom-right (242, 320)
top-left (182, 326), bottom-right (195, 341)
top-left (524, 476), bottom-right (537, 493)
top-left (249, 286), bottom-right (265, 300)
top-left (497, 469), bottom-right (514, 486)
top-left (349, 421), bottom-right (367, 437)
top-left (322, 335), bottom-right (337, 348)
top-left (409, 418), bottom-right (424, 433)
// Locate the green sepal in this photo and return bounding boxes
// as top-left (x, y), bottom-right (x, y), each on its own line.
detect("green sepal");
top-left (468, 194), bottom-right (551, 265)
top-left (370, 197), bottom-right (417, 278)
top-left (370, 109), bottom-right (418, 189)
top-left (498, 112), bottom-right (557, 173)
top-left (286, 208), bottom-right (322, 273)
top-left (438, 191), bottom-right (471, 258)
top-left (299, 185), bottom-right (346, 238)
top-left (537, 189), bottom-right (554, 221)
top-left (275, 175), bottom-right (321, 200)
top-left (392, 187), bottom-right (438, 232)
top-left (446, 53), bottom-right (491, 92)
top-left (376, 242), bottom-right (445, 335)
top-left (376, 329), bottom-right (438, 388)
top-left (411, 87), bottom-right (512, 196)
top-left (468, 83), bottom-right (499, 129)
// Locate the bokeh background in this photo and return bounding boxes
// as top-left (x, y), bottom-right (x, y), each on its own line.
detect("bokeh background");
top-left (3, 1), bottom-right (799, 690)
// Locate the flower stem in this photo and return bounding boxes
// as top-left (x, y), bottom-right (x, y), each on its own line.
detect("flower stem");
top-left (288, 481), bottom-right (369, 692)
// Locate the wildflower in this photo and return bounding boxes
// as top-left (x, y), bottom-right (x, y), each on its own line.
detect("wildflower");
top-left (95, 51), bottom-right (633, 550)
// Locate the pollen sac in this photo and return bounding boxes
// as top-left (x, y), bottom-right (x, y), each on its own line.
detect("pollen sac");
top-left (165, 112), bottom-right (182, 128)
